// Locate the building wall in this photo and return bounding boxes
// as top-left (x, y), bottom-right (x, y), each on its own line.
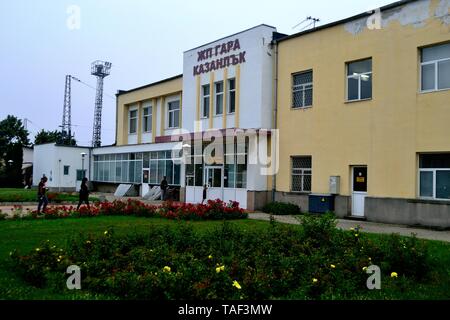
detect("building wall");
top-left (116, 76), bottom-right (183, 146)
top-left (276, 0), bottom-right (450, 199)
top-left (33, 144), bottom-right (90, 190)
top-left (182, 24), bottom-right (276, 133)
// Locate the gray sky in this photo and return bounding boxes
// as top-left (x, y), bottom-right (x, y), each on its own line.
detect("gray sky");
top-left (0, 0), bottom-right (394, 146)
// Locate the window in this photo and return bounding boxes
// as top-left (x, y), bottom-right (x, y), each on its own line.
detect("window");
top-left (168, 100), bottom-right (180, 128)
top-left (291, 156), bottom-right (312, 192)
top-left (419, 154), bottom-right (450, 200)
top-left (347, 59), bottom-right (372, 101)
top-left (202, 85), bottom-right (210, 118)
top-left (292, 71), bottom-right (313, 108)
top-left (143, 106), bottom-right (152, 132)
top-left (76, 169), bottom-right (86, 181)
top-left (228, 79), bottom-right (236, 113)
top-left (129, 109), bottom-right (137, 134)
top-left (215, 81), bottom-right (224, 115)
top-left (421, 43), bottom-right (450, 92)
top-left (63, 166), bottom-right (70, 175)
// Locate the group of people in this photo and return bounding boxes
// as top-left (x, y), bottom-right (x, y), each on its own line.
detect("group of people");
top-left (36, 175), bottom-right (90, 214)
top-left (35, 174), bottom-right (208, 214)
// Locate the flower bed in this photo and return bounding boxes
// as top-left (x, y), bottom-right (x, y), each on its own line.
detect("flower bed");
top-left (10, 199), bottom-right (247, 221)
top-left (10, 214), bottom-right (433, 300)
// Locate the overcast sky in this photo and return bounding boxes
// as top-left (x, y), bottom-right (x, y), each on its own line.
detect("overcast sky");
top-left (0, 0), bottom-right (394, 146)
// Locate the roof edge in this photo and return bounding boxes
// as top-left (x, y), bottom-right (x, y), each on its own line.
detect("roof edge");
top-left (275, 0), bottom-right (419, 43)
top-left (116, 74), bottom-right (183, 96)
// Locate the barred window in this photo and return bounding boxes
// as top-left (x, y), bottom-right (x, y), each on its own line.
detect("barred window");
top-left (292, 71), bottom-right (313, 108)
top-left (292, 156), bottom-right (312, 192)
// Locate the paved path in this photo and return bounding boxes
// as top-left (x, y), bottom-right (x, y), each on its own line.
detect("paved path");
top-left (248, 213), bottom-right (450, 243)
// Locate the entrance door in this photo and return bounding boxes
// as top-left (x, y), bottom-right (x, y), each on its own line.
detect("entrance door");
top-left (205, 166), bottom-right (223, 201)
top-left (352, 166), bottom-right (368, 217)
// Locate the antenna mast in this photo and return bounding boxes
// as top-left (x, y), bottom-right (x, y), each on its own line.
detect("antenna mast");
top-left (90, 61), bottom-right (112, 148)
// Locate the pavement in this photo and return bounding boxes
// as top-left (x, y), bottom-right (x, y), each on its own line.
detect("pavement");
top-left (247, 212), bottom-right (450, 243)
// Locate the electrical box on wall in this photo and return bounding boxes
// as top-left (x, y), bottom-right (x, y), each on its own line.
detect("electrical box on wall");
top-left (329, 176), bottom-right (340, 194)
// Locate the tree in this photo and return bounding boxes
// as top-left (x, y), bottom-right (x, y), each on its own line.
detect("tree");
top-left (34, 129), bottom-right (76, 146)
top-left (0, 115), bottom-right (30, 187)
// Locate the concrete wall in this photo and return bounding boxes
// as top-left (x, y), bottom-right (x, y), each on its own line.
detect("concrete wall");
top-left (274, 192), bottom-right (350, 218)
top-left (33, 144), bottom-right (90, 190)
top-left (247, 191), bottom-right (271, 211)
top-left (366, 197), bottom-right (450, 229)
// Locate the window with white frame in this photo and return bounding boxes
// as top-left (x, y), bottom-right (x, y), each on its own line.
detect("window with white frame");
top-left (291, 156), bottom-right (312, 192)
top-left (202, 84), bottom-right (210, 118)
top-left (292, 71), bottom-right (313, 108)
top-left (143, 106), bottom-right (152, 132)
top-left (421, 43), bottom-right (450, 92)
top-left (419, 154), bottom-right (450, 200)
top-left (347, 59), bottom-right (372, 101)
top-left (228, 78), bottom-right (236, 113)
top-left (167, 100), bottom-right (180, 128)
top-left (215, 81), bottom-right (224, 115)
top-left (129, 109), bottom-right (137, 134)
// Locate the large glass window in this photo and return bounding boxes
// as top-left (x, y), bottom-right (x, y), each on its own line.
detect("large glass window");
top-left (228, 79), bottom-right (236, 114)
top-left (347, 59), bottom-right (372, 101)
top-left (419, 154), bottom-right (450, 200)
top-left (202, 84), bottom-right (210, 118)
top-left (421, 43), bottom-right (450, 91)
top-left (168, 101), bottom-right (180, 128)
top-left (292, 156), bottom-right (312, 192)
top-left (292, 71), bottom-right (313, 108)
top-left (129, 109), bottom-right (137, 134)
top-left (143, 106), bottom-right (152, 132)
top-left (215, 81), bottom-right (224, 115)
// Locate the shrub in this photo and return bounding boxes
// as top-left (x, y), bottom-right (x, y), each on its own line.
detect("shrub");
top-left (262, 201), bottom-right (301, 215)
top-left (11, 215), bottom-right (432, 300)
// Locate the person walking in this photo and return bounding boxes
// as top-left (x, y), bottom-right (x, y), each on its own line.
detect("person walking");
top-left (37, 176), bottom-right (49, 214)
top-left (160, 176), bottom-right (168, 201)
top-left (201, 184), bottom-right (208, 204)
top-left (77, 177), bottom-right (90, 210)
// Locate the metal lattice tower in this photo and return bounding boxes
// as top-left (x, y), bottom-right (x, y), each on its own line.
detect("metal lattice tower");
top-left (61, 75), bottom-right (72, 142)
top-left (91, 60), bottom-right (112, 148)
top-left (61, 75), bottom-right (82, 145)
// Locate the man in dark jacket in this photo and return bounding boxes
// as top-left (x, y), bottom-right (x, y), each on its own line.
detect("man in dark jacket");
top-left (160, 176), bottom-right (168, 201)
top-left (37, 176), bottom-right (49, 214)
top-left (77, 177), bottom-right (90, 210)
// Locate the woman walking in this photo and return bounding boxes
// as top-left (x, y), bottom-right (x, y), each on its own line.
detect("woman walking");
top-left (77, 177), bottom-right (90, 210)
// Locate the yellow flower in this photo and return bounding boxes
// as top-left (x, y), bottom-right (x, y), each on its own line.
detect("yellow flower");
top-left (368, 257), bottom-right (372, 261)
top-left (35, 248), bottom-right (40, 252)
top-left (104, 231), bottom-right (108, 235)
top-left (163, 266), bottom-right (171, 273)
top-left (312, 278), bottom-right (318, 284)
top-left (86, 240), bottom-right (91, 244)
top-left (330, 264), bottom-right (336, 269)
top-left (355, 233), bottom-right (359, 237)
top-left (350, 228), bottom-right (355, 231)
top-left (363, 266), bottom-right (368, 271)
top-left (232, 280), bottom-right (242, 290)
top-left (208, 255), bottom-right (213, 259)
top-left (391, 272), bottom-right (398, 278)
top-left (57, 259), bottom-right (61, 262)
top-left (215, 265), bottom-right (225, 273)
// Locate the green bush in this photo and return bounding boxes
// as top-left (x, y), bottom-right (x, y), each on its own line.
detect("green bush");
top-left (10, 214), bottom-right (433, 300)
top-left (262, 201), bottom-right (301, 215)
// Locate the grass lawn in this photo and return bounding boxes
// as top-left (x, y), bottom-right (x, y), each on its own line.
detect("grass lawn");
top-left (0, 188), bottom-right (99, 203)
top-left (0, 216), bottom-right (449, 300)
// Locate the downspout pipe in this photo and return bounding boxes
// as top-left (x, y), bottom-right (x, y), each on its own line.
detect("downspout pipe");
top-left (271, 39), bottom-right (279, 203)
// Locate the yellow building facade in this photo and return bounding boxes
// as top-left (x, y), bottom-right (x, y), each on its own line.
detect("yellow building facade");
top-left (275, 0), bottom-right (450, 226)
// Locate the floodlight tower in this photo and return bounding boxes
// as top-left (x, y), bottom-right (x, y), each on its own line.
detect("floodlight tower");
top-left (91, 60), bottom-right (112, 148)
